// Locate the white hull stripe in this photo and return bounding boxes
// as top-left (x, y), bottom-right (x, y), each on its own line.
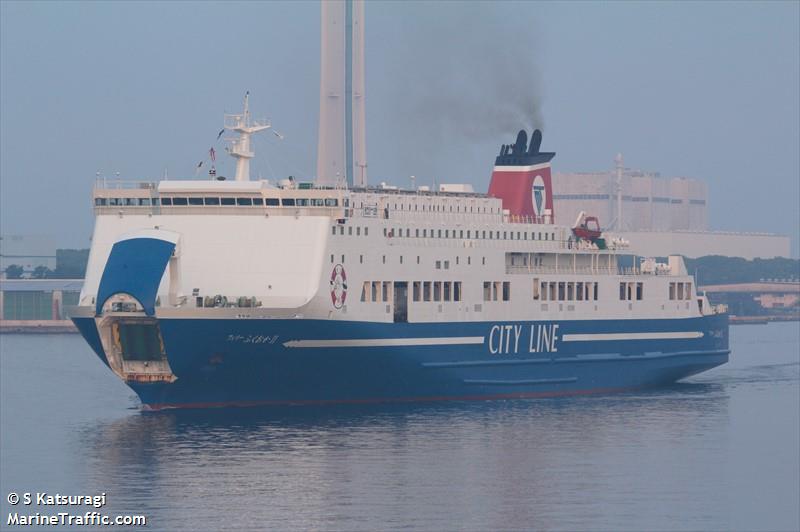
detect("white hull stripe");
top-left (283, 337), bottom-right (485, 348)
top-left (562, 331), bottom-right (704, 342)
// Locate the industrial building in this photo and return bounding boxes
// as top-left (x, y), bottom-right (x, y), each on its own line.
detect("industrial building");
top-left (552, 155), bottom-right (790, 259)
top-left (0, 279), bottom-right (82, 331)
top-left (553, 165), bottom-right (707, 232)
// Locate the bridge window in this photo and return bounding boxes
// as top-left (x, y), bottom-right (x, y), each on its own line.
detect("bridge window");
top-left (236, 198), bottom-right (252, 206)
top-left (221, 198), bottom-right (235, 206)
top-left (252, 198), bottom-right (264, 206)
top-left (188, 197), bottom-right (204, 205)
top-left (172, 197), bottom-right (188, 206)
top-left (265, 198), bottom-right (280, 206)
top-left (282, 198), bottom-right (295, 206)
top-left (95, 198), bottom-right (107, 206)
top-left (160, 197), bottom-right (173, 206)
top-left (204, 197), bottom-right (220, 205)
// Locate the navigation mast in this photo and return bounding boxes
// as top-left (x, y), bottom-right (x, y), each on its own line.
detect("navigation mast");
top-left (225, 92), bottom-right (272, 181)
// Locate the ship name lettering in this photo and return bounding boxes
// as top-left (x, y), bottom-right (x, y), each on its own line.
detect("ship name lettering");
top-left (488, 324), bottom-right (522, 355)
top-left (529, 324), bottom-right (559, 353)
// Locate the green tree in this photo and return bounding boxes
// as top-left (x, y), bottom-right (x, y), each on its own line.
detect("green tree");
top-left (4, 264), bottom-right (24, 279)
top-left (31, 265), bottom-right (52, 279)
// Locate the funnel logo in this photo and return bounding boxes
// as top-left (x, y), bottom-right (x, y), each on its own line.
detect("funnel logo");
top-left (532, 175), bottom-right (546, 217)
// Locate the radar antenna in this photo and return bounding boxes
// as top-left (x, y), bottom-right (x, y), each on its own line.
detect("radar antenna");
top-left (224, 92), bottom-right (282, 181)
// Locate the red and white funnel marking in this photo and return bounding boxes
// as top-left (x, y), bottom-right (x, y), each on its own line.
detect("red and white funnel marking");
top-left (487, 129), bottom-right (556, 224)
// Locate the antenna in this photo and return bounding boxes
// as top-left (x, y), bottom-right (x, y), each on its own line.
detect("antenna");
top-left (223, 92), bottom-right (275, 181)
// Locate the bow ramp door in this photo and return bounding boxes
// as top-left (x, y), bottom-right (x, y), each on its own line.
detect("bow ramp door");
top-left (94, 230), bottom-right (180, 384)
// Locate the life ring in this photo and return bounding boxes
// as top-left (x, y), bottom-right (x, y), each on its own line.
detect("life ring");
top-left (330, 264), bottom-right (347, 309)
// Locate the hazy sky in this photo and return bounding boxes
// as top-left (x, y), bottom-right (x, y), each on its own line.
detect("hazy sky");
top-left (1, 1), bottom-right (798, 254)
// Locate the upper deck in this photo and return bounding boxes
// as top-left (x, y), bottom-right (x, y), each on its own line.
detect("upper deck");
top-left (92, 178), bottom-right (551, 225)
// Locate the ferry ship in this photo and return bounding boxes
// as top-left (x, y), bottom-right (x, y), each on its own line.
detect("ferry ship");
top-left (70, 99), bottom-right (729, 410)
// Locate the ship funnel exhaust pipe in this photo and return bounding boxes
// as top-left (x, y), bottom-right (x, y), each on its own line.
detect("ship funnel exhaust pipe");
top-left (488, 129), bottom-right (556, 224)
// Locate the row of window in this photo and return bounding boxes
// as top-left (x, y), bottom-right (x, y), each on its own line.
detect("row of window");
top-left (333, 224), bottom-right (559, 242)
top-left (483, 281), bottom-right (511, 302)
top-left (331, 253), bottom-right (486, 268)
top-left (333, 225), bottom-right (369, 236)
top-left (385, 227), bottom-right (558, 241)
top-left (619, 282), bottom-right (645, 301)
top-left (359, 281), bottom-right (464, 303)
top-left (412, 281), bottom-right (463, 302)
top-left (357, 279), bottom-right (691, 306)
top-left (96, 197), bottom-right (339, 207)
top-left (669, 282), bottom-right (693, 300)
top-left (355, 200), bottom-right (498, 214)
top-left (385, 202), bottom-right (497, 214)
top-left (534, 280), bottom-right (600, 302)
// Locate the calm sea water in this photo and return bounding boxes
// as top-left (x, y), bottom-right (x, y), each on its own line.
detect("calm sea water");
top-left (1, 323), bottom-right (798, 531)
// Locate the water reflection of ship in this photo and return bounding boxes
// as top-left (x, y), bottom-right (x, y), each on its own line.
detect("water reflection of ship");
top-left (80, 389), bottom-right (729, 529)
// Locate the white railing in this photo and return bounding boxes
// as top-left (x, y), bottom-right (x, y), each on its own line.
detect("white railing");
top-left (95, 179), bottom-right (157, 190)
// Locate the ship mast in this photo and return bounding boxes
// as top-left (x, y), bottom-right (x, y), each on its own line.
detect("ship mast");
top-left (224, 92), bottom-right (272, 181)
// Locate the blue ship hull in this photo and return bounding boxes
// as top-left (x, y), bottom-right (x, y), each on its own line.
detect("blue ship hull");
top-left (73, 314), bottom-right (729, 410)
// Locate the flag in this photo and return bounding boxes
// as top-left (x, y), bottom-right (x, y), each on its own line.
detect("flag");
top-left (209, 147), bottom-right (216, 162)
top-left (216, 129), bottom-right (224, 141)
top-left (196, 161), bottom-right (203, 169)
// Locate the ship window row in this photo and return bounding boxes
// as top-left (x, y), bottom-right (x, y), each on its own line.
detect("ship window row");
top-left (533, 279), bottom-right (599, 301)
top-left (669, 282), bottom-right (692, 300)
top-left (96, 197), bottom-right (339, 207)
top-left (359, 281), bottom-right (464, 303)
top-left (392, 203), bottom-right (498, 214)
top-left (332, 225), bottom-right (369, 236)
top-left (411, 281), bottom-right (463, 302)
top-left (356, 200), bottom-right (498, 215)
top-left (483, 281), bottom-right (511, 302)
top-left (360, 281), bottom-right (393, 303)
top-left (383, 227), bottom-right (557, 241)
top-left (619, 282), bottom-right (644, 301)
